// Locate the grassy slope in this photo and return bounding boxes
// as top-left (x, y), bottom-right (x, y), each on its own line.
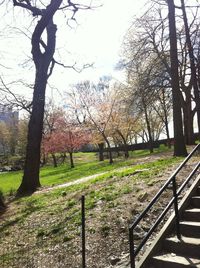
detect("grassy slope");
top-left (0, 147), bottom-right (187, 267)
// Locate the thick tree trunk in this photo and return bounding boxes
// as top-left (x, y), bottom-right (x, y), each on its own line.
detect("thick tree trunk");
top-left (69, 152), bottom-right (74, 168)
top-left (98, 143), bottom-right (104, 161)
top-left (17, 68), bottom-right (48, 194)
top-left (17, 5), bottom-right (60, 195)
top-left (181, 0), bottom-right (200, 141)
top-left (167, 0), bottom-right (187, 156)
top-left (183, 95), bottom-right (195, 145)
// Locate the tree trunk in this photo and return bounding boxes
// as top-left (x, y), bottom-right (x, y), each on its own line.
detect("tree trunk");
top-left (183, 94), bottom-right (195, 145)
top-left (161, 89), bottom-right (171, 148)
top-left (98, 143), bottom-right (104, 161)
top-left (41, 153), bottom-right (46, 167)
top-left (181, 0), bottom-right (200, 141)
top-left (17, 2), bottom-right (60, 195)
top-left (61, 153), bottom-right (67, 164)
top-left (116, 130), bottom-right (129, 158)
top-left (164, 117), bottom-right (171, 148)
top-left (143, 103), bottom-right (153, 153)
top-left (52, 153), bottom-right (57, 168)
top-left (17, 69), bottom-right (48, 194)
top-left (107, 148), bottom-right (113, 164)
top-left (69, 152), bottom-right (74, 168)
top-left (102, 133), bottom-right (113, 164)
top-left (167, 0), bottom-right (187, 156)
top-left (0, 196), bottom-right (5, 211)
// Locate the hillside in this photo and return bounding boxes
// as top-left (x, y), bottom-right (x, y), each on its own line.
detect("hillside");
top-left (0, 148), bottom-right (198, 268)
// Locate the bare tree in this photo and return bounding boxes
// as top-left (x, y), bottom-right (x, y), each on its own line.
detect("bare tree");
top-left (167, 0), bottom-right (187, 156)
top-left (9, 0), bottom-right (94, 195)
top-left (69, 80), bottom-right (115, 164)
top-left (180, 0), bottom-right (200, 141)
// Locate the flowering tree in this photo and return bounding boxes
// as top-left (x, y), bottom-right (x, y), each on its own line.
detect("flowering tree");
top-left (43, 110), bottom-right (90, 168)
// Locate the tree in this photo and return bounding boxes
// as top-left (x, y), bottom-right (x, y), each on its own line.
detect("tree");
top-left (68, 80), bottom-right (115, 164)
top-left (43, 110), bottom-right (90, 168)
top-left (126, 53), bottom-right (166, 152)
top-left (125, 2), bottom-right (189, 146)
top-left (180, 0), bottom-right (200, 142)
top-left (91, 132), bottom-right (105, 161)
top-left (42, 103), bottom-right (65, 167)
top-left (16, 118), bottom-right (29, 157)
top-left (10, 1), bottom-right (93, 195)
top-left (153, 87), bottom-right (172, 147)
top-left (167, 0), bottom-right (187, 156)
top-left (122, 0), bottom-right (196, 154)
top-left (109, 82), bottom-right (139, 158)
top-left (0, 122), bottom-right (10, 156)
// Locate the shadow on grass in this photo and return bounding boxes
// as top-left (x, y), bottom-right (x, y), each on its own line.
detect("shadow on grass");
top-left (0, 189), bottom-right (44, 232)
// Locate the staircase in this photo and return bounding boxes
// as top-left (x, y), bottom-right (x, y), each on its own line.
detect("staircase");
top-left (128, 145), bottom-right (200, 268)
top-left (148, 185), bottom-right (200, 268)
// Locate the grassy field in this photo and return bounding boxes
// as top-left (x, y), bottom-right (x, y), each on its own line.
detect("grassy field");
top-left (0, 146), bottom-right (172, 195)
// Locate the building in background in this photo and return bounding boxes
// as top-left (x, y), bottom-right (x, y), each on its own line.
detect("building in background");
top-left (0, 105), bottom-right (19, 155)
top-left (0, 105), bottom-right (19, 124)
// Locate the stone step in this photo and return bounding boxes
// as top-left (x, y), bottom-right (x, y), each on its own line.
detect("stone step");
top-left (163, 236), bottom-right (200, 259)
top-left (151, 253), bottom-right (200, 268)
top-left (191, 196), bottom-right (200, 208)
top-left (180, 221), bottom-right (200, 238)
top-left (183, 208), bottom-right (200, 221)
top-left (196, 187), bottom-right (200, 196)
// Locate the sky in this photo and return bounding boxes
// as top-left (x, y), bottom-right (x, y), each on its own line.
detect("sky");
top-left (58, 0), bottom-right (147, 80)
top-left (54, 0), bottom-right (147, 84)
top-left (0, 0), bottom-right (147, 103)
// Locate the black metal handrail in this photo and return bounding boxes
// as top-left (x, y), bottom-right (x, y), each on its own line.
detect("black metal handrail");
top-left (81, 195), bottom-right (86, 268)
top-left (129, 144), bottom-right (200, 268)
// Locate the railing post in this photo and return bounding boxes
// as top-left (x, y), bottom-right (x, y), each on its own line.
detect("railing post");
top-left (129, 227), bottom-right (135, 268)
top-left (81, 195), bottom-right (86, 268)
top-left (172, 177), bottom-right (181, 239)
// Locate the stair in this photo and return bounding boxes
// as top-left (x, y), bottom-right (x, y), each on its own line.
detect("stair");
top-left (146, 184), bottom-right (200, 267)
top-left (151, 254), bottom-right (200, 267)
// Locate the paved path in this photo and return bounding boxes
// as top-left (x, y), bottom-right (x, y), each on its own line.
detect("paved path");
top-left (35, 152), bottom-right (173, 195)
top-left (36, 170), bottom-right (113, 194)
top-left (36, 164), bottom-right (140, 195)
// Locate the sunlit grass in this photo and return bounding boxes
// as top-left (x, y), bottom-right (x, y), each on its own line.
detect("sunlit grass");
top-left (0, 146), bottom-right (173, 195)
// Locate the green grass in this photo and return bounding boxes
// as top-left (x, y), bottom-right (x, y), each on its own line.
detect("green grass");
top-left (0, 146), bottom-right (172, 195)
top-left (15, 156), bottom-right (182, 214)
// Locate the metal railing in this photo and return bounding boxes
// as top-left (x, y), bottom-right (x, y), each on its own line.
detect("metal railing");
top-left (129, 144), bottom-right (200, 268)
top-left (81, 195), bottom-right (86, 268)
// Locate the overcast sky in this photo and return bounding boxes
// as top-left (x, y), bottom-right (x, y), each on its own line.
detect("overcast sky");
top-left (0, 0), bottom-right (147, 102)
